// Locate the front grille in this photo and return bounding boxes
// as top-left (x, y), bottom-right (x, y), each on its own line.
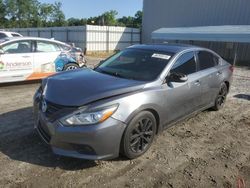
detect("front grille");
top-left (37, 122), bottom-right (51, 143)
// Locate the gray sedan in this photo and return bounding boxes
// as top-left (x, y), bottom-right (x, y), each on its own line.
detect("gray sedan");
top-left (33, 44), bottom-right (233, 160)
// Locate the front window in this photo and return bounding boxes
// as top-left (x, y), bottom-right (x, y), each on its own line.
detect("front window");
top-left (95, 49), bottom-right (173, 81)
top-left (171, 51), bottom-right (197, 75)
top-left (2, 41), bottom-right (32, 54)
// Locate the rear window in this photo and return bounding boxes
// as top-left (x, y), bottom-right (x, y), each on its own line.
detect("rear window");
top-left (198, 51), bottom-right (217, 70)
top-left (60, 44), bottom-right (71, 51)
top-left (36, 41), bottom-right (61, 52)
top-left (0, 33), bottom-right (7, 39)
top-left (11, 33), bottom-right (21, 37)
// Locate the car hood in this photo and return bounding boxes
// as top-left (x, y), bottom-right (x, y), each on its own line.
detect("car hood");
top-left (43, 68), bottom-right (146, 106)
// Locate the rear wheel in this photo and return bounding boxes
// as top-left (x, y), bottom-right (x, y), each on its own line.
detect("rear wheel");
top-left (212, 82), bottom-right (228, 111)
top-left (121, 111), bottom-right (156, 159)
top-left (63, 63), bottom-right (79, 71)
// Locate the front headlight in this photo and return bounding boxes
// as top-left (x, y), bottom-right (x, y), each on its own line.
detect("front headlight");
top-left (60, 104), bottom-right (118, 126)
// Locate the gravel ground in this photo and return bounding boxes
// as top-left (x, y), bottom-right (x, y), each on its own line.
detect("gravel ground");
top-left (0, 60), bottom-right (249, 188)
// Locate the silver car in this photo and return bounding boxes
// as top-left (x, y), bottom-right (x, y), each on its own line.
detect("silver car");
top-left (33, 44), bottom-right (233, 160)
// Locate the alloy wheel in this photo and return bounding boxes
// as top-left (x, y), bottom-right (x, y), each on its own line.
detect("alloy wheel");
top-left (66, 65), bottom-right (78, 71)
top-left (217, 84), bottom-right (227, 107)
top-left (129, 118), bottom-right (154, 153)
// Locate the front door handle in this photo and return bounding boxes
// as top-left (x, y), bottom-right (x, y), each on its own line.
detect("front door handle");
top-left (22, 55), bottom-right (31, 58)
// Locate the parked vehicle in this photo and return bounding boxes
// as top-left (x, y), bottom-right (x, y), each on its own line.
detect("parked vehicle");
top-left (0, 31), bottom-right (23, 39)
top-left (33, 44), bottom-right (233, 160)
top-left (0, 37), bottom-right (86, 83)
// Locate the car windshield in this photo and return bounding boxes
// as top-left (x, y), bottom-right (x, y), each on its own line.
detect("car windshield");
top-left (95, 48), bottom-right (173, 81)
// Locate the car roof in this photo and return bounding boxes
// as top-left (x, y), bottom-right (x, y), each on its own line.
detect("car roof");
top-left (0, 31), bottom-right (22, 35)
top-left (129, 43), bottom-right (202, 54)
top-left (0, 36), bottom-right (69, 46)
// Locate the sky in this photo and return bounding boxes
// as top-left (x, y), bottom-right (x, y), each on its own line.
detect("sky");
top-left (40, 0), bottom-right (143, 19)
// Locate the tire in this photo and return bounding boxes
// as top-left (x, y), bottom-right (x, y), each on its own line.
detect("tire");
top-left (212, 82), bottom-right (228, 111)
top-left (121, 111), bottom-right (157, 159)
top-left (63, 63), bottom-right (79, 71)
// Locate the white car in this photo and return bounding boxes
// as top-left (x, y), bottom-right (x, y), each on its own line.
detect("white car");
top-left (0, 37), bottom-right (86, 83)
top-left (0, 31), bottom-right (23, 39)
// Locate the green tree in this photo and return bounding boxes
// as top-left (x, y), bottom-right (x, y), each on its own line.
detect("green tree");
top-left (0, 0), bottom-right (7, 28)
top-left (5, 0), bottom-right (40, 28)
top-left (102, 10), bottom-right (118, 26)
top-left (134, 10), bottom-right (142, 28)
top-left (116, 11), bottom-right (142, 28)
top-left (50, 2), bottom-right (66, 26)
top-left (67, 18), bottom-right (87, 26)
top-left (117, 16), bottom-right (134, 27)
top-left (38, 3), bottom-right (54, 27)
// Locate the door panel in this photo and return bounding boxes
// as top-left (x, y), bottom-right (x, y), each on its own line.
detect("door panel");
top-left (0, 53), bottom-right (33, 83)
top-left (0, 40), bottom-right (33, 83)
top-left (163, 72), bottom-right (202, 125)
top-left (32, 41), bottom-right (62, 80)
top-left (162, 51), bottom-right (201, 126)
top-left (197, 51), bottom-right (221, 106)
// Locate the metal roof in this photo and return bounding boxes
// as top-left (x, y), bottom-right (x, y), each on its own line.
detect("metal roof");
top-left (152, 25), bottom-right (250, 43)
top-left (0, 36), bottom-right (69, 46)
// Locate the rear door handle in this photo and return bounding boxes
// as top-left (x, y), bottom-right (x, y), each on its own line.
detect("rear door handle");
top-left (22, 55), bottom-right (31, 58)
top-left (216, 71), bottom-right (222, 76)
top-left (194, 80), bottom-right (201, 86)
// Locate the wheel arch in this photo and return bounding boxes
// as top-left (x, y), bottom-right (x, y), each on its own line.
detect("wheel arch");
top-left (224, 80), bottom-right (230, 92)
top-left (124, 106), bottom-right (162, 135)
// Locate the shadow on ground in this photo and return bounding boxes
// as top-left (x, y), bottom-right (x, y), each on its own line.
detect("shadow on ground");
top-left (234, 94), bottom-right (250, 101)
top-left (0, 107), bottom-right (97, 170)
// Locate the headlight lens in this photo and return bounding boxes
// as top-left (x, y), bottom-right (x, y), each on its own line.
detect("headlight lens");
top-left (60, 104), bottom-right (118, 126)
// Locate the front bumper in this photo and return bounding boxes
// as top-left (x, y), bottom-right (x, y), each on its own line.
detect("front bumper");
top-left (34, 103), bottom-right (126, 160)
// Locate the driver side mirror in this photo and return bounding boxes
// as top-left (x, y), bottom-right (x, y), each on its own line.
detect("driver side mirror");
top-left (0, 49), bottom-right (4, 54)
top-left (166, 72), bottom-right (188, 83)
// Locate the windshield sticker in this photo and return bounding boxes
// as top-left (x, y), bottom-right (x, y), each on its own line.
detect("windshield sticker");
top-left (152, 53), bottom-right (171, 60)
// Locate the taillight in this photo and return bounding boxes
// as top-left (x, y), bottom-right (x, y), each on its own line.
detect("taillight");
top-left (229, 65), bottom-right (234, 72)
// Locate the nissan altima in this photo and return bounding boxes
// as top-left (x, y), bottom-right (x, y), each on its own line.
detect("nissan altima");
top-left (33, 44), bottom-right (233, 160)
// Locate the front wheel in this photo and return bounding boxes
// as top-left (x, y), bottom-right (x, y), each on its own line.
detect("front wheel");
top-left (121, 111), bottom-right (157, 159)
top-left (212, 82), bottom-right (228, 111)
top-left (63, 63), bottom-right (79, 71)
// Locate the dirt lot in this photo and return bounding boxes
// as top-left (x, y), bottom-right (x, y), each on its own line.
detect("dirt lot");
top-left (0, 61), bottom-right (249, 188)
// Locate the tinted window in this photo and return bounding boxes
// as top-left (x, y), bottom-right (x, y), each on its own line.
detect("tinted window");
top-left (213, 55), bottom-right (219, 66)
top-left (36, 41), bottom-right (60, 52)
top-left (2, 41), bottom-right (32, 54)
top-left (171, 52), bottom-right (196, 75)
top-left (60, 44), bottom-right (71, 51)
top-left (0, 33), bottom-right (7, 39)
top-left (95, 49), bottom-right (173, 81)
top-left (11, 33), bottom-right (21, 37)
top-left (198, 51), bottom-right (217, 70)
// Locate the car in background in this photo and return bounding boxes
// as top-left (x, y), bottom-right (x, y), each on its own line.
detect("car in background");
top-left (0, 31), bottom-right (23, 39)
top-left (33, 44), bottom-right (233, 160)
top-left (0, 37), bottom-right (86, 83)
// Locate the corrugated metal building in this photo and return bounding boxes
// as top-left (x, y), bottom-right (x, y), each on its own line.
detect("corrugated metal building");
top-left (142, 0), bottom-right (250, 65)
top-left (11, 25), bottom-right (140, 52)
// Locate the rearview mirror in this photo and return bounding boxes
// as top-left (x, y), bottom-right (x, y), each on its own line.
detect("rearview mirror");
top-left (167, 72), bottom-right (188, 83)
